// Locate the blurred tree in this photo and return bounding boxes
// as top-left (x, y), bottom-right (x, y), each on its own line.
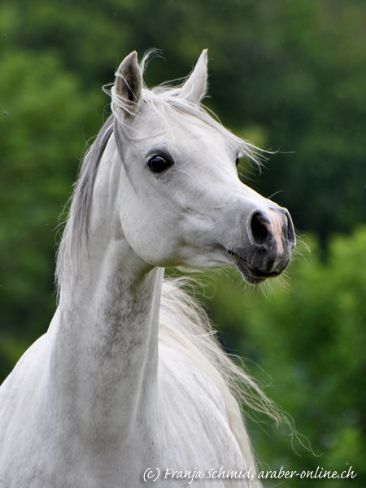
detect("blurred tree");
top-left (0, 50), bottom-right (101, 374)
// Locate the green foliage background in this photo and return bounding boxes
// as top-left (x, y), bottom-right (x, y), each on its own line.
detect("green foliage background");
top-left (0, 0), bottom-right (365, 485)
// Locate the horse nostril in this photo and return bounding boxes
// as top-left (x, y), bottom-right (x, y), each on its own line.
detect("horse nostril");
top-left (250, 211), bottom-right (271, 246)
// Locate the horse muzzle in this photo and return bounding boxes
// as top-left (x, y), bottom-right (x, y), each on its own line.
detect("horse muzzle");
top-left (228, 206), bottom-right (296, 284)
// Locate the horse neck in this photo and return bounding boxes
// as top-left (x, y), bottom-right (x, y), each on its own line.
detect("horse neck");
top-left (51, 133), bottom-right (162, 441)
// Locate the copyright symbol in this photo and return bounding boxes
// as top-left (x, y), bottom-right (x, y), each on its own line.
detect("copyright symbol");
top-left (143, 467), bottom-right (160, 483)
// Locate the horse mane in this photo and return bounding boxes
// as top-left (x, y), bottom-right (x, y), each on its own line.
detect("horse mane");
top-left (160, 278), bottom-right (284, 468)
top-left (55, 52), bottom-right (285, 465)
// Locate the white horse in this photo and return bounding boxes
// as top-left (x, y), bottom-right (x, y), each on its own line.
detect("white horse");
top-left (0, 50), bottom-right (295, 487)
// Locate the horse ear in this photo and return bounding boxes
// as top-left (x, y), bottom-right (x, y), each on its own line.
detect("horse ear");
top-left (179, 49), bottom-right (208, 104)
top-left (114, 51), bottom-right (142, 115)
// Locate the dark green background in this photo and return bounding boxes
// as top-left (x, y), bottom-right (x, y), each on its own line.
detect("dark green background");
top-left (0, 1), bottom-right (365, 485)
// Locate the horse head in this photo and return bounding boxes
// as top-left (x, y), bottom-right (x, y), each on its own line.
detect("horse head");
top-left (111, 50), bottom-right (296, 284)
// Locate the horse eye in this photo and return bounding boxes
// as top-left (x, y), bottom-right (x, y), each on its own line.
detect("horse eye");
top-left (235, 156), bottom-right (240, 167)
top-left (147, 154), bottom-right (173, 174)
